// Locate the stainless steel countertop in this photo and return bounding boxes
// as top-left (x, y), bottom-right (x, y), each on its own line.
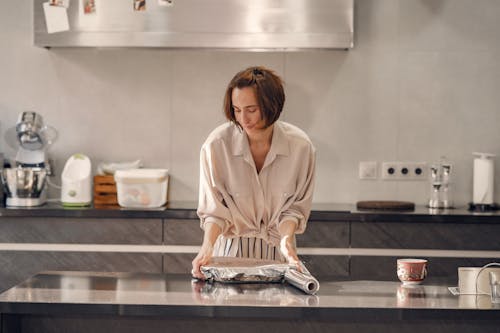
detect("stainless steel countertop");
top-left (0, 271), bottom-right (498, 320)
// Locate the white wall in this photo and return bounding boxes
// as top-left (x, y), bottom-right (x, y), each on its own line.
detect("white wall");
top-left (1, 0), bottom-right (500, 206)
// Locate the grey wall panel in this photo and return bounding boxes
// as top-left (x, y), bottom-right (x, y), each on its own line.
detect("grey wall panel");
top-left (164, 219), bottom-right (202, 245)
top-left (351, 222), bottom-right (500, 251)
top-left (0, 252), bottom-right (162, 292)
top-left (165, 220), bottom-right (349, 248)
top-left (163, 253), bottom-right (193, 274)
top-left (0, 218), bottom-right (162, 244)
top-left (299, 255), bottom-right (349, 278)
top-left (3, 1), bottom-right (500, 206)
top-left (296, 221), bottom-right (349, 248)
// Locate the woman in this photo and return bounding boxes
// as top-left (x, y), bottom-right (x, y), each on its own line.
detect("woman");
top-left (191, 66), bottom-right (316, 279)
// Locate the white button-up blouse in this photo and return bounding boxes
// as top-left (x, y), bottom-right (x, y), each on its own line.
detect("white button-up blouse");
top-left (197, 120), bottom-right (316, 247)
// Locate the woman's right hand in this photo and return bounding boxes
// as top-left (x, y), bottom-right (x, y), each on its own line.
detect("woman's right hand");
top-left (191, 243), bottom-right (214, 279)
top-left (191, 222), bottom-right (222, 279)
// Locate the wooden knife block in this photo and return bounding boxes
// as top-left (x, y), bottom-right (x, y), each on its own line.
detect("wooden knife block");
top-left (93, 175), bottom-right (118, 206)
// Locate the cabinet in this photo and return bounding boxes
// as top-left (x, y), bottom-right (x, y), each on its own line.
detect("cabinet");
top-left (350, 221), bottom-right (500, 279)
top-left (0, 218), bottom-right (163, 292)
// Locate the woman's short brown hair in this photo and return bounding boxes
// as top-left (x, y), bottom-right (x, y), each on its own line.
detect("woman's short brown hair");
top-left (223, 66), bottom-right (285, 129)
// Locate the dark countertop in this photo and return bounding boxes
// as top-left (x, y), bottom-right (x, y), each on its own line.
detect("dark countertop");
top-left (0, 271), bottom-right (498, 320)
top-left (1, 201), bottom-right (499, 223)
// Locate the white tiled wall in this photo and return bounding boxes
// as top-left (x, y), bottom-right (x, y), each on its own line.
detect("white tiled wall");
top-left (1, 0), bottom-right (499, 206)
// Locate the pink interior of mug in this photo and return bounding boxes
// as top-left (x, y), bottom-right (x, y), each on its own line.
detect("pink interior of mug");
top-left (397, 259), bottom-right (427, 264)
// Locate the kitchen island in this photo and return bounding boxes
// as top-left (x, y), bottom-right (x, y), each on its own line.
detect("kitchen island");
top-left (0, 271), bottom-right (498, 333)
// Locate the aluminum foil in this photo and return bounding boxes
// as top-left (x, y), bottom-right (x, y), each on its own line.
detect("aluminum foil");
top-left (284, 264), bottom-right (320, 295)
top-left (200, 257), bottom-right (320, 295)
top-left (200, 257), bottom-right (289, 283)
top-left (191, 280), bottom-right (320, 306)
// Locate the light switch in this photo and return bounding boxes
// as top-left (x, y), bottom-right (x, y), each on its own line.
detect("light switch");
top-left (359, 161), bottom-right (378, 180)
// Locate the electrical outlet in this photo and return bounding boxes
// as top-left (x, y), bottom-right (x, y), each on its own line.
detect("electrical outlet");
top-left (359, 161), bottom-right (378, 180)
top-left (381, 162), bottom-right (398, 179)
top-left (381, 162), bottom-right (427, 180)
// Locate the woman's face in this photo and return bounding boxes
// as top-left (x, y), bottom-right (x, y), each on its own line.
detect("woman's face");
top-left (232, 86), bottom-right (266, 135)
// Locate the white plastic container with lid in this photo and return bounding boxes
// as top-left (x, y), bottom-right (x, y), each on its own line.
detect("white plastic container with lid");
top-left (114, 168), bottom-right (169, 208)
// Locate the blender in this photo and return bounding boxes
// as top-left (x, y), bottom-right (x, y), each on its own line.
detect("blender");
top-left (0, 111), bottom-right (57, 206)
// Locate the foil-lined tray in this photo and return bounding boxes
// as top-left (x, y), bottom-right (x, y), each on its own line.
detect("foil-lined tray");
top-left (200, 257), bottom-right (320, 295)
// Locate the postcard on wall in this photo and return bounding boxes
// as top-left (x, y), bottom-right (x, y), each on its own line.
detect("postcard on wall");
top-left (134, 0), bottom-right (146, 11)
top-left (49, 0), bottom-right (70, 8)
top-left (82, 0), bottom-right (96, 14)
top-left (43, 2), bottom-right (70, 33)
top-left (158, 0), bottom-right (173, 6)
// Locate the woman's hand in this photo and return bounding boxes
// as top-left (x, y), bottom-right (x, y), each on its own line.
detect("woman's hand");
top-left (278, 220), bottom-right (302, 271)
top-left (191, 243), bottom-right (213, 279)
top-left (191, 223), bottom-right (221, 279)
top-left (280, 235), bottom-right (299, 265)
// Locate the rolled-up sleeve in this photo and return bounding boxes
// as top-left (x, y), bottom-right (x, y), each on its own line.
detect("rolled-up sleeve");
top-left (197, 144), bottom-right (232, 234)
top-left (279, 146), bottom-right (316, 234)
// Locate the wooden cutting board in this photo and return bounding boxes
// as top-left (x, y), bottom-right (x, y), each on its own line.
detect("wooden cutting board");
top-left (356, 200), bottom-right (415, 211)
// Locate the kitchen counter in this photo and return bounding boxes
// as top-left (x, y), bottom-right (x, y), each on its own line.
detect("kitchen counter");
top-left (0, 271), bottom-right (498, 333)
top-left (1, 201), bottom-right (499, 223)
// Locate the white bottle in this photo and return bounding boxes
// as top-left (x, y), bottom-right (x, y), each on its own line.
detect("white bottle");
top-left (472, 152), bottom-right (495, 205)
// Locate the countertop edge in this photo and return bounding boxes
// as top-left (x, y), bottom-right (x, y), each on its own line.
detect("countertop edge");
top-left (0, 202), bottom-right (499, 223)
top-left (1, 302), bottom-right (499, 320)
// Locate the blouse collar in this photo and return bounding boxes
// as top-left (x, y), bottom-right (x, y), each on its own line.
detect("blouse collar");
top-left (231, 121), bottom-right (290, 158)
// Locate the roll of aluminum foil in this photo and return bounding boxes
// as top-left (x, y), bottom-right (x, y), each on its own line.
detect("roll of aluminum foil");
top-left (284, 267), bottom-right (320, 295)
top-left (200, 257), bottom-right (320, 295)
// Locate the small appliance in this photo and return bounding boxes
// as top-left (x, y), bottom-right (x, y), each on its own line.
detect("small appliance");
top-left (428, 157), bottom-right (453, 209)
top-left (469, 152), bottom-right (498, 212)
top-left (0, 152), bottom-right (4, 205)
top-left (61, 153), bottom-right (92, 207)
top-left (0, 111), bottom-right (57, 206)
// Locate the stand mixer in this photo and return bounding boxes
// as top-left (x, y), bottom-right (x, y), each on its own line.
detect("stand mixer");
top-left (0, 111), bottom-right (57, 206)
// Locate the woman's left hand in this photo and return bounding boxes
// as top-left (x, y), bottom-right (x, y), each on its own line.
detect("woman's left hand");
top-left (278, 220), bottom-right (302, 272)
top-left (280, 235), bottom-right (299, 267)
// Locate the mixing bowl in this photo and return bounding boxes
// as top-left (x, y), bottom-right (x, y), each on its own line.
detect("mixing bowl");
top-left (1, 167), bottom-right (47, 205)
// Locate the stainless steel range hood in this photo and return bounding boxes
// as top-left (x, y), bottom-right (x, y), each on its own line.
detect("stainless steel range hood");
top-left (34, 0), bottom-right (354, 50)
